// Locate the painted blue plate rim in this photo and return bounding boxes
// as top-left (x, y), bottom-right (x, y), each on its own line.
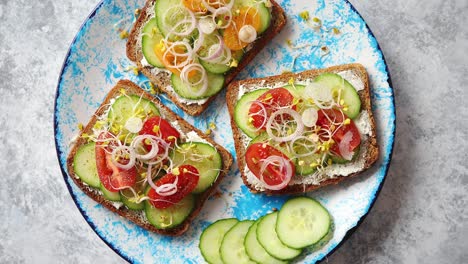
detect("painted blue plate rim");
top-left (53, 0), bottom-right (396, 262)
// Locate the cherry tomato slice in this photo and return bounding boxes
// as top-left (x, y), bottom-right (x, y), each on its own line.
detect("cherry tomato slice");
top-left (95, 132), bottom-right (137, 192)
top-left (316, 109), bottom-right (361, 157)
top-left (139, 116), bottom-right (180, 153)
top-left (245, 143), bottom-right (295, 187)
top-left (248, 88), bottom-right (296, 130)
top-left (148, 165), bottom-right (199, 209)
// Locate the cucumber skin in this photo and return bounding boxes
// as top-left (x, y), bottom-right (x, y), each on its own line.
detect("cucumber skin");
top-left (220, 220), bottom-right (256, 264)
top-left (276, 197), bottom-right (332, 249)
top-left (170, 72), bottom-right (225, 99)
top-left (144, 194), bottom-right (195, 229)
top-left (100, 184), bottom-right (121, 202)
top-left (256, 213), bottom-right (302, 260)
top-left (142, 18), bottom-right (164, 68)
top-left (245, 220), bottom-right (287, 264)
top-left (234, 89), bottom-right (268, 138)
top-left (170, 142), bottom-right (222, 193)
top-left (73, 142), bottom-right (101, 188)
top-left (199, 218), bottom-right (239, 264)
top-left (120, 190), bottom-right (145, 210)
top-left (314, 73), bottom-right (361, 119)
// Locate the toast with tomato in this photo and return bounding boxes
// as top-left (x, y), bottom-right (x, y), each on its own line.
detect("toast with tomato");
top-left (67, 80), bottom-right (233, 236)
top-left (226, 63), bottom-right (379, 195)
top-left (126, 0), bottom-right (286, 116)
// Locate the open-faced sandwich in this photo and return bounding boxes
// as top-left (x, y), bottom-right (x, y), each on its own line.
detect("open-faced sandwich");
top-left (126, 0), bottom-right (286, 115)
top-left (227, 63), bottom-right (379, 195)
top-left (67, 80), bottom-right (232, 236)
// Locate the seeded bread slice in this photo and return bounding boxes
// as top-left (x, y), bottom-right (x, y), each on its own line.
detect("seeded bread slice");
top-left (226, 63), bottom-right (379, 195)
top-left (126, 0), bottom-right (286, 116)
top-left (66, 80), bottom-right (233, 236)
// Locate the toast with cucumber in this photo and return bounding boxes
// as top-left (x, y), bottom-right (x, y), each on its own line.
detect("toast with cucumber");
top-left (66, 80), bottom-right (233, 236)
top-left (226, 63), bottom-right (379, 195)
top-left (126, 0), bottom-right (286, 116)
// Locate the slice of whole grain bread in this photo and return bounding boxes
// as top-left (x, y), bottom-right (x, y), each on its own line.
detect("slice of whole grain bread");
top-left (226, 63), bottom-right (379, 195)
top-left (66, 80), bottom-right (233, 236)
top-left (126, 0), bottom-right (286, 116)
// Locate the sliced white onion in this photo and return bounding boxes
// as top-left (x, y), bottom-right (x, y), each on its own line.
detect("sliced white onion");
top-left (339, 130), bottom-right (354, 161)
top-left (199, 17), bottom-right (216, 34)
top-left (205, 44), bottom-right (232, 64)
top-left (110, 145), bottom-right (136, 170)
top-left (180, 63), bottom-right (209, 96)
top-left (202, 0), bottom-right (234, 14)
top-left (163, 41), bottom-right (194, 69)
top-left (258, 155), bottom-right (293, 190)
top-left (164, 7), bottom-right (196, 36)
top-left (304, 82), bottom-right (334, 109)
top-left (155, 176), bottom-right (178, 196)
top-left (248, 100), bottom-right (268, 131)
top-left (212, 7), bottom-right (232, 29)
top-left (146, 139), bottom-right (170, 165)
top-left (124, 117), bottom-right (143, 133)
top-left (266, 108), bottom-right (304, 142)
top-left (289, 136), bottom-right (319, 158)
top-left (238, 25), bottom-right (257, 43)
top-left (199, 35), bottom-right (226, 62)
top-left (301, 108), bottom-right (318, 127)
top-left (147, 165), bottom-right (158, 190)
top-left (130, 135), bottom-right (160, 160)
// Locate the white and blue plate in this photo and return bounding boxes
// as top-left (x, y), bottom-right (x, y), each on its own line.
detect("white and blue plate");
top-left (54, 0), bottom-right (396, 263)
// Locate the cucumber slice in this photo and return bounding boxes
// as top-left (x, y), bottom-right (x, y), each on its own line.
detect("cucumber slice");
top-left (144, 194), bottom-right (194, 229)
top-left (170, 142), bottom-right (222, 193)
top-left (234, 89), bottom-right (268, 138)
top-left (142, 18), bottom-right (164, 68)
top-left (276, 197), bottom-right (331, 249)
top-left (100, 183), bottom-right (121, 201)
top-left (73, 142), bottom-right (100, 188)
top-left (294, 152), bottom-right (322, 176)
top-left (155, 0), bottom-right (196, 41)
top-left (200, 49), bottom-right (244, 74)
top-left (171, 72), bottom-right (225, 99)
top-left (256, 212), bottom-right (302, 260)
top-left (250, 132), bottom-right (294, 160)
top-left (314, 73), bottom-right (361, 119)
top-left (234, 0), bottom-right (271, 33)
top-left (120, 180), bottom-right (147, 210)
top-left (200, 218), bottom-right (239, 264)
top-left (330, 145), bottom-right (360, 164)
top-left (108, 95), bottom-right (160, 136)
top-left (220, 220), bottom-right (256, 264)
top-left (245, 220), bottom-right (286, 264)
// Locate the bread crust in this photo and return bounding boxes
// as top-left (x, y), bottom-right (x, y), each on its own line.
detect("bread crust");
top-left (126, 0), bottom-right (287, 116)
top-left (66, 80), bottom-right (233, 236)
top-left (226, 63), bottom-right (379, 195)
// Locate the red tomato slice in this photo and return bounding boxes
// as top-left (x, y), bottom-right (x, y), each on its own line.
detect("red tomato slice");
top-left (148, 165), bottom-right (199, 209)
top-left (139, 116), bottom-right (180, 153)
top-left (248, 88), bottom-right (296, 130)
top-left (245, 143), bottom-right (295, 188)
top-left (95, 132), bottom-right (137, 192)
top-left (316, 109), bottom-right (361, 158)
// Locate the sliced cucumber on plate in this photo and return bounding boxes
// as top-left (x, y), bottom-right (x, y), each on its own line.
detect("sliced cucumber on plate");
top-left (220, 220), bottom-right (256, 264)
top-left (276, 196), bottom-right (331, 249)
top-left (200, 218), bottom-right (239, 264)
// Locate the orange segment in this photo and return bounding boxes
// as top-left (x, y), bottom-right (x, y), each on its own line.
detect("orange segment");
top-left (182, 0), bottom-right (207, 13)
top-left (224, 7), bottom-right (261, 51)
top-left (153, 42), bottom-right (197, 77)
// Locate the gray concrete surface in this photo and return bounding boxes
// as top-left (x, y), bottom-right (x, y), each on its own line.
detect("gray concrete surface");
top-left (0, 0), bottom-right (466, 263)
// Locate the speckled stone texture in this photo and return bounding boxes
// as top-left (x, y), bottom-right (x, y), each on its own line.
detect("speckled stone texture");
top-left (0, 0), bottom-right (466, 263)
